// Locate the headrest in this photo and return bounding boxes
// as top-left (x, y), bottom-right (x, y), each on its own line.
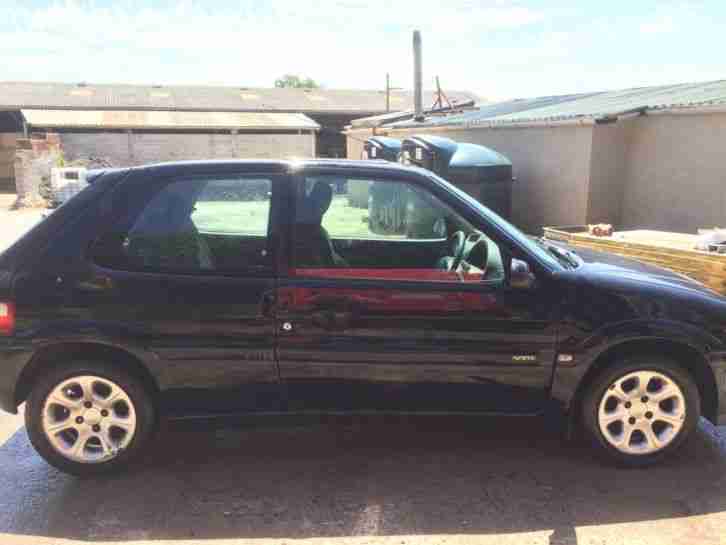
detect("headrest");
top-left (309, 181), bottom-right (332, 216)
top-left (300, 181), bottom-right (333, 223)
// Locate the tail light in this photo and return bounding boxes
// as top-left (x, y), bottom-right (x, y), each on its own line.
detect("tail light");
top-left (0, 302), bottom-right (14, 335)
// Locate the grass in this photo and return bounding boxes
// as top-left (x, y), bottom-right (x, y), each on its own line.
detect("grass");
top-left (191, 196), bottom-right (391, 239)
top-left (192, 201), bottom-right (270, 236)
top-left (322, 195), bottom-right (384, 238)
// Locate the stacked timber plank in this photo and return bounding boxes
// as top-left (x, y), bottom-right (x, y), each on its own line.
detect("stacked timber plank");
top-left (543, 226), bottom-right (726, 295)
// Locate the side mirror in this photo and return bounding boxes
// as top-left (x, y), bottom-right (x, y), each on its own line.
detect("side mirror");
top-left (510, 258), bottom-right (536, 289)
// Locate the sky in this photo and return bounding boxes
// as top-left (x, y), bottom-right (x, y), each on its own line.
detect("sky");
top-left (1, 0), bottom-right (725, 101)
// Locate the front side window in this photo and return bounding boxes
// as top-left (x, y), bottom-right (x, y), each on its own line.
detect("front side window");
top-left (93, 176), bottom-right (273, 273)
top-left (293, 175), bottom-right (505, 284)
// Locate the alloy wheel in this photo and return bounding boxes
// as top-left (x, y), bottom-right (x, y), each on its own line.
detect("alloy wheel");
top-left (597, 370), bottom-right (686, 455)
top-left (41, 375), bottom-right (137, 463)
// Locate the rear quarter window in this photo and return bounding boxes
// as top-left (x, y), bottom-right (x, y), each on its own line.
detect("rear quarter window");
top-left (0, 170), bottom-right (127, 269)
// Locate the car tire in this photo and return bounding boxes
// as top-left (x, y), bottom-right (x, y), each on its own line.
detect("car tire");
top-left (582, 357), bottom-right (700, 467)
top-left (25, 360), bottom-right (156, 476)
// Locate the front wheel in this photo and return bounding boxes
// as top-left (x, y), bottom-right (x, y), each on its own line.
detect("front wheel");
top-left (25, 361), bottom-right (156, 476)
top-left (582, 358), bottom-right (700, 466)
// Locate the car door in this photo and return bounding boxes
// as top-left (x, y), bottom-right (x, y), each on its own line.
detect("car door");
top-left (276, 170), bottom-right (560, 414)
top-left (78, 168), bottom-right (284, 415)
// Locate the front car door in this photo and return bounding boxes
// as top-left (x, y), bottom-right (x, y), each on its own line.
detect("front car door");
top-left (80, 165), bottom-right (285, 415)
top-left (276, 167), bottom-right (561, 414)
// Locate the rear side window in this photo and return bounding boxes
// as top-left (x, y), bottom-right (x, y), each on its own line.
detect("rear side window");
top-left (190, 179), bottom-right (270, 236)
top-left (92, 175), bottom-right (273, 274)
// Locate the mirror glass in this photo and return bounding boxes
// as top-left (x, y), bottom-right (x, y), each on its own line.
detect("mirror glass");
top-left (510, 258), bottom-right (536, 289)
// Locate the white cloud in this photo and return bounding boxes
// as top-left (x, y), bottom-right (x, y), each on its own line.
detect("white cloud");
top-left (0, 0), bottom-right (546, 91)
top-left (1, 1), bottom-right (722, 101)
top-left (640, 15), bottom-right (676, 34)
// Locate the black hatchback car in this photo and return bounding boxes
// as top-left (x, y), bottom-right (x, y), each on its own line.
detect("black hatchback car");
top-left (1, 159), bottom-right (725, 475)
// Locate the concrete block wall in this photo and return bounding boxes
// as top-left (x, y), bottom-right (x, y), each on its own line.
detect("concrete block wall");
top-left (0, 133), bottom-right (17, 192)
top-left (59, 131), bottom-right (316, 168)
top-left (58, 132), bottom-right (132, 167)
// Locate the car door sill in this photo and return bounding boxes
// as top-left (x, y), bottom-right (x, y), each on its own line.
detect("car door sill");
top-left (164, 409), bottom-right (546, 421)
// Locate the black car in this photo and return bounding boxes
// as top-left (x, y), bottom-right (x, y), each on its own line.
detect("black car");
top-left (1, 159), bottom-right (725, 475)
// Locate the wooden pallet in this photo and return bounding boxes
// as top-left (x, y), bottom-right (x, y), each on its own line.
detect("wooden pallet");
top-left (543, 226), bottom-right (726, 295)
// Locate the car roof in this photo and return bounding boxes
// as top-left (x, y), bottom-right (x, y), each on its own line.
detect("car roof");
top-left (127, 158), bottom-right (428, 179)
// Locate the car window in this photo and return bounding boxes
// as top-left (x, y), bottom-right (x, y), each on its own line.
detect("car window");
top-left (191, 178), bottom-right (271, 236)
top-left (302, 177), bottom-right (452, 241)
top-left (293, 175), bottom-right (505, 284)
top-left (92, 176), bottom-right (273, 274)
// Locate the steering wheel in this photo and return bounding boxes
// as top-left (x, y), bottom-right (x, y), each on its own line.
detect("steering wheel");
top-left (448, 230), bottom-right (467, 271)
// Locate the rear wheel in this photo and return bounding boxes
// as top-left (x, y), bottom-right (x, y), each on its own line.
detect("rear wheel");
top-left (582, 358), bottom-right (700, 466)
top-left (25, 361), bottom-right (156, 476)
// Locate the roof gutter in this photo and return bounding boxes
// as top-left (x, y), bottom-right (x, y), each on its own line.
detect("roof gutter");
top-left (647, 104), bottom-right (726, 116)
top-left (379, 117), bottom-right (597, 133)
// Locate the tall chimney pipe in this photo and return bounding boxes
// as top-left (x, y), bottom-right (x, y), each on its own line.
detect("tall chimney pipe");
top-left (413, 30), bottom-right (423, 121)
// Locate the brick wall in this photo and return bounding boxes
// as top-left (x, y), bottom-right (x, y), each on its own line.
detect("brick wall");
top-left (14, 133), bottom-right (62, 208)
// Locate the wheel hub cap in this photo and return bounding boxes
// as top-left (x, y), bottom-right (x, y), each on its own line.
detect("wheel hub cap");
top-left (83, 408), bottom-right (102, 426)
top-left (598, 370), bottom-right (686, 455)
top-left (630, 403), bottom-right (647, 419)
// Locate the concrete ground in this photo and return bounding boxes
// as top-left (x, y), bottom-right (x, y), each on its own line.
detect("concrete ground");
top-left (1, 197), bottom-right (726, 545)
top-left (0, 413), bottom-right (726, 545)
top-left (0, 194), bottom-right (44, 253)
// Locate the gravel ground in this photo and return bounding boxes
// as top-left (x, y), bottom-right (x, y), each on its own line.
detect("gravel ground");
top-left (1, 197), bottom-right (726, 545)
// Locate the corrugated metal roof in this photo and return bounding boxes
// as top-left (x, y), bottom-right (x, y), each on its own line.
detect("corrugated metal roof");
top-left (362, 93), bottom-right (595, 129)
top-left (1, 81), bottom-right (478, 115)
top-left (348, 99), bottom-right (478, 129)
top-left (21, 109), bottom-right (320, 131)
top-left (380, 79), bottom-right (726, 129)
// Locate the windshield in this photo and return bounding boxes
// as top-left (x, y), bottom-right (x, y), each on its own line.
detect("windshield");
top-left (428, 172), bottom-right (564, 270)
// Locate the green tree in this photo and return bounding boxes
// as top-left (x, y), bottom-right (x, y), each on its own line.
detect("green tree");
top-left (274, 74), bottom-right (320, 89)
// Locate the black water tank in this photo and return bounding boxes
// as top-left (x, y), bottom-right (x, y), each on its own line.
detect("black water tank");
top-left (352, 137), bottom-right (403, 210)
top-left (362, 136), bottom-right (401, 161)
top-left (401, 135), bottom-right (514, 220)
